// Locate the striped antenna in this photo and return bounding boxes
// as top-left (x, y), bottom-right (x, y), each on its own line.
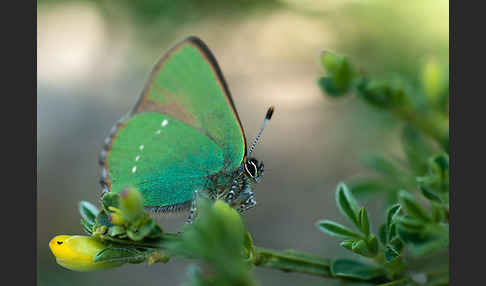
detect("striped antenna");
top-left (226, 106), bottom-right (274, 204)
top-left (248, 106), bottom-right (275, 156)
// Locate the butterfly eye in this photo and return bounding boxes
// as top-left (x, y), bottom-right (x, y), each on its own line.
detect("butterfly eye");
top-left (245, 159), bottom-right (258, 178)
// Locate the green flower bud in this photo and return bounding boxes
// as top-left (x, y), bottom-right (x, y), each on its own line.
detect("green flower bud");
top-left (212, 200), bottom-right (244, 239)
top-left (120, 187), bottom-right (144, 222)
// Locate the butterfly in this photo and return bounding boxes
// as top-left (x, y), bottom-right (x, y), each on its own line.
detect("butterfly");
top-left (99, 36), bottom-right (274, 222)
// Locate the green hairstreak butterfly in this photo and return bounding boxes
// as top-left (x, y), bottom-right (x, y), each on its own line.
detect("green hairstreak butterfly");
top-left (99, 36), bottom-right (274, 221)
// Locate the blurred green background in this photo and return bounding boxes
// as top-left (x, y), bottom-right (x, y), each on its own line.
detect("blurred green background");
top-left (37, 0), bottom-right (448, 285)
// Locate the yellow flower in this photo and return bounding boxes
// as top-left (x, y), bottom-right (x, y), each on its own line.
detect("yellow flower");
top-left (49, 235), bottom-right (123, 271)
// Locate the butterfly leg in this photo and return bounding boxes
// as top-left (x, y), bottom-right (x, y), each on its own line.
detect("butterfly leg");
top-left (186, 190), bottom-right (200, 224)
top-left (239, 197), bottom-right (257, 214)
top-left (226, 178), bottom-right (239, 205)
top-left (237, 184), bottom-right (256, 214)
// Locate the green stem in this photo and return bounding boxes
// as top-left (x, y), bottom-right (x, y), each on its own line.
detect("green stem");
top-left (97, 233), bottom-right (392, 282)
top-left (98, 233), bottom-right (339, 279)
top-left (377, 278), bottom-right (411, 286)
top-left (253, 247), bottom-right (332, 278)
top-left (97, 232), bottom-right (179, 249)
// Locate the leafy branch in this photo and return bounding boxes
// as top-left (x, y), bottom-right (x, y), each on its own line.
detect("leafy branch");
top-left (49, 50), bottom-right (449, 285)
top-left (316, 52), bottom-right (449, 285)
top-left (72, 191), bottom-right (389, 283)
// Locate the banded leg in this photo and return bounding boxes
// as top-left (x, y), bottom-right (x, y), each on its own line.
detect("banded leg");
top-left (239, 198), bottom-right (257, 214)
top-left (186, 190), bottom-right (200, 224)
top-left (226, 178), bottom-right (239, 205)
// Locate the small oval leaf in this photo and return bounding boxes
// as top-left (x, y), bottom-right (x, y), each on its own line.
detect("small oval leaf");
top-left (102, 192), bottom-right (120, 213)
top-left (386, 204), bottom-right (401, 229)
top-left (94, 247), bottom-right (146, 264)
top-left (336, 183), bottom-right (360, 227)
top-left (420, 184), bottom-right (442, 203)
top-left (331, 259), bottom-right (385, 280)
top-left (398, 191), bottom-right (430, 222)
top-left (358, 208), bottom-right (370, 237)
top-left (317, 220), bottom-right (361, 239)
top-left (79, 201), bottom-right (99, 226)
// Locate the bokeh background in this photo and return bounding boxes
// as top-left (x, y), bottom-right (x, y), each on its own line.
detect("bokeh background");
top-left (37, 0), bottom-right (448, 285)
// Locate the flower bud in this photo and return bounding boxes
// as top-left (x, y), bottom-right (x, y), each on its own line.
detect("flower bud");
top-left (422, 59), bottom-right (443, 102)
top-left (108, 207), bottom-right (124, 225)
top-left (212, 200), bottom-right (244, 238)
top-left (120, 187), bottom-right (144, 222)
top-left (49, 235), bottom-right (123, 271)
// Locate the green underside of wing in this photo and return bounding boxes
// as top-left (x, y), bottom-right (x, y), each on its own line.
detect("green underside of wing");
top-left (146, 43), bottom-right (245, 170)
top-left (106, 112), bottom-right (224, 207)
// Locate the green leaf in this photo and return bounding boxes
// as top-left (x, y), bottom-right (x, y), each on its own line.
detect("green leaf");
top-left (80, 219), bottom-right (93, 235)
top-left (419, 153), bottom-right (450, 194)
top-left (384, 245), bottom-right (400, 263)
top-left (420, 184), bottom-right (442, 203)
top-left (377, 278), bottom-right (409, 286)
top-left (387, 223), bottom-right (397, 243)
top-left (320, 52), bottom-right (355, 93)
top-left (401, 125), bottom-right (432, 174)
top-left (331, 259), bottom-right (385, 280)
top-left (390, 237), bottom-right (404, 253)
top-left (79, 201), bottom-right (99, 226)
top-left (378, 224), bottom-right (387, 245)
top-left (317, 220), bottom-right (361, 239)
top-left (356, 78), bottom-right (408, 110)
top-left (397, 223), bottom-right (449, 257)
top-left (433, 153), bottom-right (449, 173)
top-left (349, 237), bottom-right (378, 258)
top-left (148, 224), bottom-right (164, 239)
top-left (351, 240), bottom-right (373, 257)
top-left (407, 239), bottom-right (448, 258)
top-left (340, 239), bottom-right (355, 251)
top-left (336, 183), bottom-right (360, 227)
top-left (398, 191), bottom-right (430, 222)
top-left (396, 216), bottom-right (425, 232)
top-left (396, 225), bottom-right (426, 245)
top-left (318, 77), bottom-right (346, 97)
top-left (108, 225), bottom-right (126, 237)
top-left (102, 192), bottom-right (120, 213)
top-left (431, 153), bottom-right (449, 193)
top-left (431, 204), bottom-right (446, 222)
top-left (127, 216), bottom-right (156, 241)
top-left (358, 208), bottom-right (370, 237)
top-left (386, 204), bottom-right (401, 230)
top-left (95, 210), bottom-right (113, 228)
top-left (367, 235), bottom-right (379, 256)
top-left (94, 247), bottom-right (146, 264)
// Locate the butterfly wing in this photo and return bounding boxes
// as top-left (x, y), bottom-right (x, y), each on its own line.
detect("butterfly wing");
top-left (104, 112), bottom-right (224, 210)
top-left (101, 37), bottom-right (246, 211)
top-left (133, 36), bottom-right (247, 169)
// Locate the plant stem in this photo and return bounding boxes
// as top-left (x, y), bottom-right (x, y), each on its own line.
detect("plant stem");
top-left (97, 232), bottom-right (179, 249)
top-left (97, 233), bottom-right (391, 282)
top-left (99, 233), bottom-right (337, 278)
top-left (253, 247), bottom-right (332, 278)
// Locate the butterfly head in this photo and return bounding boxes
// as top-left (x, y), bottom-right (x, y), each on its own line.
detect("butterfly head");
top-left (244, 157), bottom-right (264, 183)
top-left (242, 106), bottom-right (273, 184)
top-left (223, 107), bottom-right (274, 213)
